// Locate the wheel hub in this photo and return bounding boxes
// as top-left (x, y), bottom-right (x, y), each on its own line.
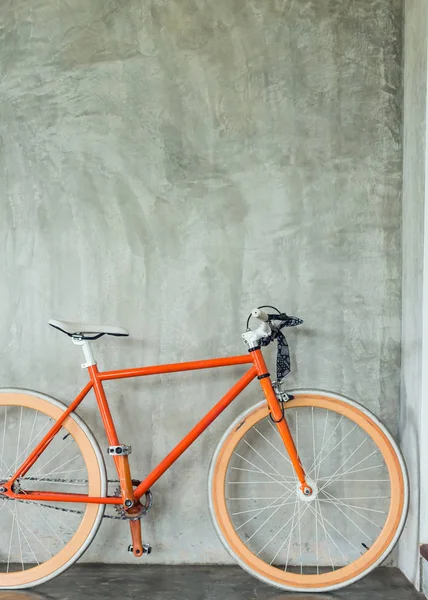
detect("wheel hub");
top-left (0, 479), bottom-right (22, 496)
top-left (297, 478), bottom-right (318, 502)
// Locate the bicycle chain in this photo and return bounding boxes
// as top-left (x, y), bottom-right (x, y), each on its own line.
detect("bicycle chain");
top-left (3, 477), bottom-right (150, 521)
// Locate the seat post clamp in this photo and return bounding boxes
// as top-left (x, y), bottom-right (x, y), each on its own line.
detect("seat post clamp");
top-left (107, 445), bottom-right (132, 456)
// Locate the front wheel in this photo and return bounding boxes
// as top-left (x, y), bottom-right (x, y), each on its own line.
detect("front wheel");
top-left (208, 390), bottom-right (408, 593)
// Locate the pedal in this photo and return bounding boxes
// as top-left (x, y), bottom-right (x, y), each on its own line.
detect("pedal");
top-left (128, 544), bottom-right (151, 555)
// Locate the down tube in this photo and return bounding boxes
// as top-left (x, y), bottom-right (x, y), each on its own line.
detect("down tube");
top-left (134, 366), bottom-right (257, 499)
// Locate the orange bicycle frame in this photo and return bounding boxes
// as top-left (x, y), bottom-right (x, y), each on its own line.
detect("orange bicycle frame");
top-left (5, 349), bottom-right (308, 505)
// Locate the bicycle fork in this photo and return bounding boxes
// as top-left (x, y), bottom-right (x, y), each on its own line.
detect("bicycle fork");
top-left (251, 349), bottom-right (312, 495)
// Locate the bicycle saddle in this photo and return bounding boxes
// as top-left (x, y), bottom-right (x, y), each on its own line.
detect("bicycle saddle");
top-left (49, 319), bottom-right (129, 338)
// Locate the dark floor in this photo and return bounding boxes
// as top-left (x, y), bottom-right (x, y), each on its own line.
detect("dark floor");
top-left (0, 566), bottom-right (423, 600)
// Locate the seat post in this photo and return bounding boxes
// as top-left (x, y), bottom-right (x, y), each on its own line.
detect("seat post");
top-left (72, 337), bottom-right (97, 369)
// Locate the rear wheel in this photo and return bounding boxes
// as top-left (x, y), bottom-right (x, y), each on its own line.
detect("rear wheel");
top-left (208, 390), bottom-right (408, 593)
top-left (0, 389), bottom-right (106, 588)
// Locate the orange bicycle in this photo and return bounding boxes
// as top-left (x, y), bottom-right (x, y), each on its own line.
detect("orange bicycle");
top-left (0, 307), bottom-right (408, 592)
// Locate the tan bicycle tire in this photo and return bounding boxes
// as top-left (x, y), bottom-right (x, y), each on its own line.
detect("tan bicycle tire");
top-left (0, 389), bottom-right (106, 589)
top-left (208, 390), bottom-right (408, 593)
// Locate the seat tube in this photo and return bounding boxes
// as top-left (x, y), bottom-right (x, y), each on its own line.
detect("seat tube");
top-left (251, 348), bottom-right (310, 491)
top-left (88, 364), bottom-right (136, 506)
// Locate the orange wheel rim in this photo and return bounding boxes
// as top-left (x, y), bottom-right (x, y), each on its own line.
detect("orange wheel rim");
top-left (211, 394), bottom-right (406, 590)
top-left (0, 392), bottom-right (103, 588)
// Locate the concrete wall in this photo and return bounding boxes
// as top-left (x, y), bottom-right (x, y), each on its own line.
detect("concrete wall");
top-left (0, 0), bottom-right (402, 562)
top-left (400, 0), bottom-right (428, 590)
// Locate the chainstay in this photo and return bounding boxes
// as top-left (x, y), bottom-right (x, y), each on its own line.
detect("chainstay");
top-left (3, 478), bottom-right (132, 520)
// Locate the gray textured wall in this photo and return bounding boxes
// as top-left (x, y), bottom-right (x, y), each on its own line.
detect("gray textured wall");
top-left (0, 0), bottom-right (402, 563)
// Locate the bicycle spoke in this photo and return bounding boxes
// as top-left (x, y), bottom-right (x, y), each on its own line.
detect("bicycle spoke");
top-left (322, 478), bottom-right (389, 482)
top-left (307, 415), bottom-right (343, 474)
top-left (30, 453), bottom-right (85, 486)
top-left (16, 503), bottom-right (24, 571)
top-left (323, 489), bottom-right (383, 530)
top-left (319, 448), bottom-right (379, 492)
top-left (231, 500), bottom-right (296, 517)
top-left (314, 506), bottom-right (365, 555)
top-left (318, 498), bottom-right (386, 514)
top-left (269, 502), bottom-right (310, 566)
top-left (0, 456), bottom-right (10, 478)
top-left (246, 491), bottom-right (296, 543)
top-left (32, 467), bottom-right (87, 479)
top-left (329, 495), bottom-right (390, 501)
top-left (38, 502), bottom-right (79, 534)
top-left (284, 498), bottom-right (298, 570)
top-left (13, 407), bottom-right (24, 480)
top-left (314, 490), bottom-right (319, 573)
top-left (315, 497), bottom-right (334, 570)
top-left (228, 496), bottom-right (288, 501)
top-left (232, 453), bottom-right (292, 491)
top-left (30, 439), bottom-right (76, 478)
top-left (256, 498), bottom-right (298, 556)
top-left (308, 423), bottom-right (358, 478)
top-left (316, 409), bottom-right (329, 480)
top-left (306, 500), bottom-right (349, 565)
top-left (230, 466), bottom-right (293, 480)
top-left (4, 501), bottom-right (54, 564)
top-left (8, 418), bottom-right (52, 476)
top-left (241, 439), bottom-right (286, 481)
top-left (27, 411), bottom-right (40, 462)
top-left (324, 517), bottom-right (361, 554)
top-left (234, 489), bottom-right (292, 530)
top-left (321, 492), bottom-right (372, 541)
top-left (6, 499), bottom-right (17, 572)
top-left (318, 438), bottom-right (369, 491)
top-left (8, 411), bottom-right (41, 474)
top-left (317, 463), bottom-right (385, 480)
top-left (228, 480), bottom-right (293, 485)
top-left (29, 502), bottom-right (69, 546)
top-left (15, 510), bottom-right (39, 566)
top-left (17, 510), bottom-right (54, 559)
top-left (253, 426), bottom-right (293, 467)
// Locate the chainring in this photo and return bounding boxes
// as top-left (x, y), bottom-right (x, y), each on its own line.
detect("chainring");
top-left (114, 479), bottom-right (153, 520)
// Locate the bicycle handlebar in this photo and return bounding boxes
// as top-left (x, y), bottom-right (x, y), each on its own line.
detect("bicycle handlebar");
top-left (251, 308), bottom-right (269, 322)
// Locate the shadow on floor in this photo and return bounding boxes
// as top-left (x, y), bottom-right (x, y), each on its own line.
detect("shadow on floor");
top-left (0, 566), bottom-right (423, 600)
